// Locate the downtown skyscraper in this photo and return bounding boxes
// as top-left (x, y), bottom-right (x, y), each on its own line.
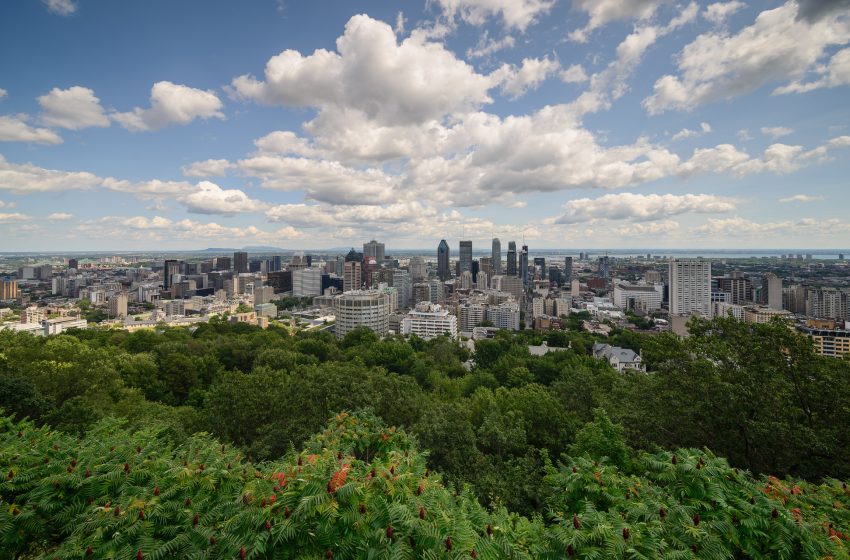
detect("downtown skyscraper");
top-left (507, 241), bottom-right (517, 276)
top-left (437, 239), bottom-right (450, 281)
top-left (491, 238), bottom-right (501, 275)
top-left (459, 240), bottom-right (472, 274)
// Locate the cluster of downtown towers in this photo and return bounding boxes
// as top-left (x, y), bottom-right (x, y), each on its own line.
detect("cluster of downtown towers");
top-left (437, 239), bottom-right (530, 283)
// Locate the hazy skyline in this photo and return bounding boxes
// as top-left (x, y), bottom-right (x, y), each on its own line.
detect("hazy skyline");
top-left (1, 0), bottom-right (849, 251)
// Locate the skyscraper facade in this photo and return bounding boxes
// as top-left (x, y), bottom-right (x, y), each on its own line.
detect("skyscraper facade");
top-left (363, 240), bottom-right (386, 263)
top-left (437, 240), bottom-right (450, 281)
top-left (564, 257), bottom-right (573, 285)
top-left (519, 245), bottom-right (528, 287)
top-left (459, 240), bottom-right (472, 274)
top-left (762, 273), bottom-right (783, 310)
top-left (233, 251), bottom-right (248, 274)
top-left (344, 261), bottom-right (362, 292)
top-left (491, 238), bottom-right (501, 275)
top-left (669, 258), bottom-right (712, 318)
top-left (507, 241), bottom-right (517, 276)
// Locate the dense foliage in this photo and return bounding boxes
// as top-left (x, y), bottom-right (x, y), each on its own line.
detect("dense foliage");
top-left (2, 411), bottom-right (849, 559)
top-left (0, 315), bottom-right (849, 522)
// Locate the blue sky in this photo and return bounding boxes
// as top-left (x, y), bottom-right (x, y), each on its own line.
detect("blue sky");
top-left (1, 0), bottom-right (849, 251)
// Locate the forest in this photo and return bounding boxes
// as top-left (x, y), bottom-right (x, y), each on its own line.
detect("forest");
top-left (1, 316), bottom-right (849, 558)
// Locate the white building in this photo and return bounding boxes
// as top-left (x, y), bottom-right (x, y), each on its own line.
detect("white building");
top-left (714, 301), bottom-right (744, 321)
top-left (293, 268), bottom-right (323, 297)
top-left (332, 290), bottom-right (390, 339)
top-left (532, 297), bottom-right (545, 319)
top-left (669, 258), bottom-right (711, 318)
top-left (401, 302), bottom-right (457, 340)
top-left (43, 317), bottom-right (87, 336)
top-left (486, 300), bottom-right (521, 330)
top-left (458, 302), bottom-right (486, 331)
top-left (613, 282), bottom-right (663, 312)
top-left (592, 343), bottom-right (645, 373)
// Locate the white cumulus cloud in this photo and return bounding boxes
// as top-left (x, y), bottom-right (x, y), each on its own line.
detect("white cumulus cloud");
top-left (434, 0), bottom-right (555, 31)
top-left (0, 114), bottom-right (63, 145)
top-left (113, 81), bottom-right (224, 132)
top-left (177, 181), bottom-right (264, 215)
top-left (553, 193), bottom-right (735, 224)
top-left (43, 0), bottom-right (76, 16)
top-left (181, 159), bottom-right (235, 178)
top-left (38, 86), bottom-right (110, 130)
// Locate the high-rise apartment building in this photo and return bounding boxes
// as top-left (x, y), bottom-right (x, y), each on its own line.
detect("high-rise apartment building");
top-left (333, 290), bottom-right (390, 340)
top-left (437, 240), bottom-right (450, 281)
top-left (409, 256), bottom-right (427, 282)
top-left (564, 257), bottom-right (573, 285)
top-left (293, 268), bottom-right (323, 296)
top-left (459, 240), bottom-right (472, 275)
top-left (233, 251), bottom-right (248, 274)
top-left (393, 270), bottom-right (412, 309)
top-left (68, 258), bottom-right (79, 270)
top-left (715, 276), bottom-right (752, 304)
top-left (363, 240), bottom-right (385, 263)
top-left (507, 242), bottom-right (517, 276)
top-left (108, 292), bottom-right (128, 318)
top-left (598, 256), bottom-right (610, 279)
top-left (0, 277), bottom-right (18, 301)
top-left (491, 238), bottom-right (501, 275)
top-left (163, 259), bottom-right (180, 291)
top-left (344, 261), bottom-right (362, 292)
top-left (761, 273), bottom-right (783, 310)
top-left (215, 256), bottom-right (231, 271)
top-left (669, 258), bottom-right (712, 318)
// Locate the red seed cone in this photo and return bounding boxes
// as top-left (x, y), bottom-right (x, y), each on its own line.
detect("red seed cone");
top-left (193, 513), bottom-right (199, 526)
top-left (136, 550), bottom-right (144, 560)
top-left (486, 524), bottom-right (493, 537)
top-left (419, 506), bottom-right (425, 519)
top-left (622, 527), bottom-right (630, 540)
top-left (659, 507), bottom-right (666, 518)
top-left (567, 544), bottom-right (576, 557)
top-left (446, 537), bottom-right (453, 551)
top-left (573, 514), bottom-right (580, 529)
top-left (325, 550), bottom-right (333, 559)
top-left (185, 498), bottom-right (192, 507)
top-left (471, 550), bottom-right (477, 559)
top-left (265, 520), bottom-right (272, 531)
top-left (209, 536), bottom-right (217, 546)
top-left (693, 514), bottom-right (700, 526)
top-left (239, 546), bottom-right (246, 560)
top-left (386, 525), bottom-right (394, 539)
top-left (86, 546), bottom-right (93, 556)
top-left (153, 486), bottom-right (160, 496)
top-left (671, 454), bottom-right (677, 465)
top-left (284, 506), bottom-right (291, 518)
top-left (772, 508), bottom-right (779, 519)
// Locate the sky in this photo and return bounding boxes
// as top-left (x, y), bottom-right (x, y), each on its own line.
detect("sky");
top-left (1, 0), bottom-right (849, 252)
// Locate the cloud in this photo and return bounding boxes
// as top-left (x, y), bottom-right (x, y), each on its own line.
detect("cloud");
top-left (560, 64), bottom-right (589, 84)
top-left (466, 31), bottom-right (515, 59)
top-left (677, 140), bottom-right (841, 177)
top-left (774, 47), bottom-right (850, 94)
top-left (239, 154), bottom-right (398, 205)
top-left (830, 135), bottom-right (850, 146)
top-left (231, 14), bottom-right (493, 126)
top-left (778, 194), bottom-right (824, 202)
top-left (433, 0), bottom-right (555, 31)
top-left (737, 129), bottom-right (753, 141)
top-left (796, 0), bottom-right (850, 22)
top-left (76, 215), bottom-right (304, 243)
top-left (253, 130), bottom-right (318, 156)
top-left (0, 199), bottom-right (14, 209)
top-left (614, 219), bottom-right (680, 236)
top-left (0, 212), bottom-right (31, 223)
top-left (569, 0), bottom-right (673, 42)
top-left (492, 56), bottom-right (560, 99)
top-left (689, 216), bottom-right (794, 236)
top-left (101, 177), bottom-right (195, 197)
top-left (177, 181), bottom-right (264, 215)
top-left (553, 193), bottom-right (735, 224)
top-left (761, 126), bottom-right (794, 139)
top-left (43, 0), bottom-right (76, 16)
top-left (37, 86), bottom-right (110, 130)
top-left (0, 155), bottom-right (100, 193)
top-left (0, 89), bottom-right (7, 100)
top-left (394, 11), bottom-right (405, 36)
top-left (672, 121), bottom-right (712, 140)
top-left (47, 212), bottom-right (74, 220)
top-left (181, 158), bottom-right (235, 177)
top-left (702, 1), bottom-right (744, 25)
top-left (0, 114), bottom-right (63, 145)
top-left (112, 81), bottom-right (224, 132)
top-left (643, 2), bottom-right (850, 114)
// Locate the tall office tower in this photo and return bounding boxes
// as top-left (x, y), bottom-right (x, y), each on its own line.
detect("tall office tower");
top-left (393, 270), bottom-right (412, 309)
top-left (333, 290), bottom-right (390, 339)
top-left (459, 240), bottom-right (473, 274)
top-left (564, 257), bottom-right (573, 285)
top-left (293, 268), bottom-right (323, 296)
top-left (533, 257), bottom-right (546, 279)
top-left (409, 256), bottom-right (427, 282)
top-left (305, 255), bottom-right (313, 268)
top-left (519, 245), bottom-right (528, 287)
top-left (363, 240), bottom-right (386, 264)
top-left (335, 255), bottom-right (345, 275)
top-left (215, 256), bottom-right (231, 271)
top-left (598, 256), bottom-right (610, 279)
top-left (163, 259), bottom-right (180, 291)
top-left (548, 267), bottom-right (561, 285)
top-left (437, 240), bottom-right (450, 281)
top-left (345, 248), bottom-right (363, 262)
top-left (68, 258), bottom-right (79, 270)
top-left (344, 261), bottom-right (362, 292)
top-left (491, 238), bottom-right (501, 275)
top-left (761, 273), bottom-right (783, 310)
top-left (669, 258), bottom-right (712, 318)
top-left (507, 241), bottom-right (517, 276)
top-left (233, 251), bottom-right (248, 274)
top-left (272, 255), bottom-right (282, 272)
top-left (478, 256), bottom-right (492, 279)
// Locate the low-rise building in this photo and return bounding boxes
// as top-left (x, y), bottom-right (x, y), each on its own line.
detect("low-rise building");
top-left (400, 302), bottom-right (457, 340)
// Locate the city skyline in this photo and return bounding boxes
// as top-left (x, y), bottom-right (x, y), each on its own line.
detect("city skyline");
top-left (1, 0), bottom-right (850, 251)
